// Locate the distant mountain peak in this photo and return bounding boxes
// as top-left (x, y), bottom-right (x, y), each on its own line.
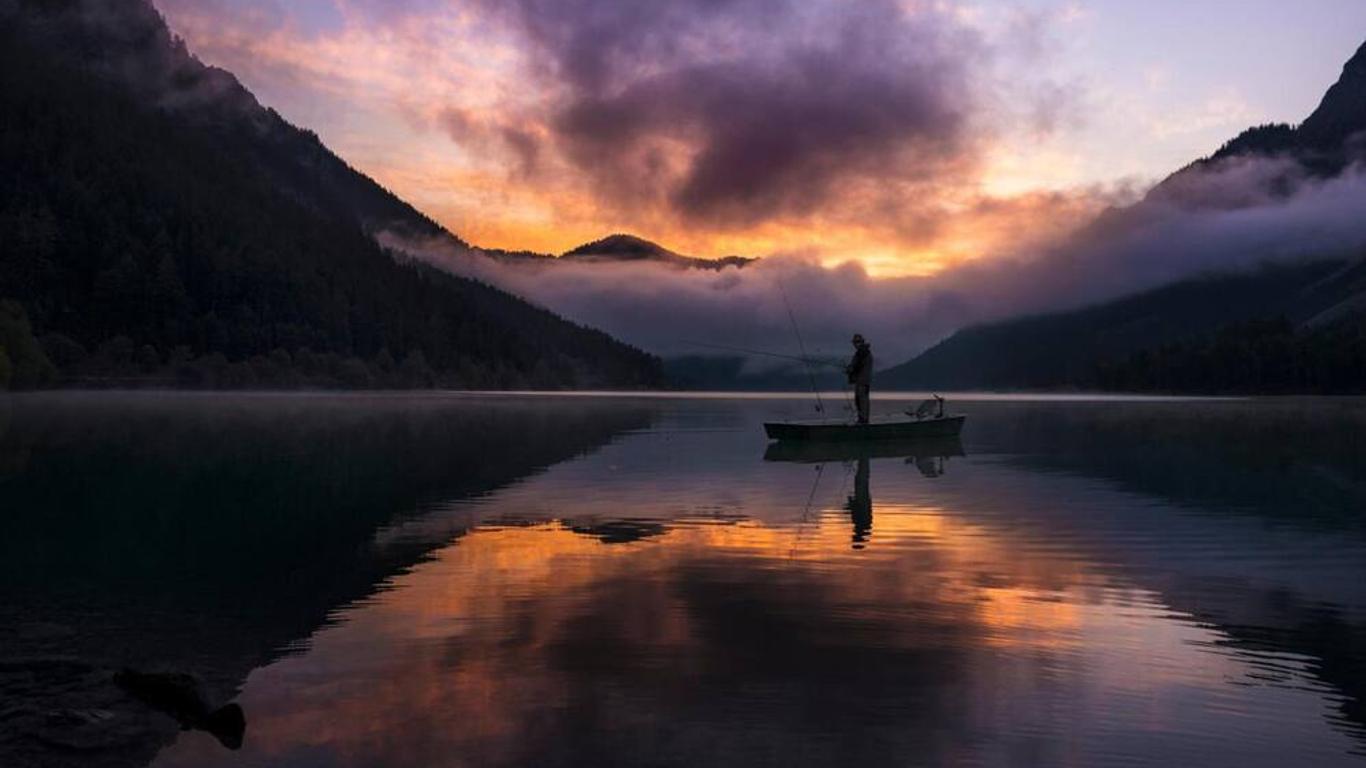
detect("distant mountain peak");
top-left (1152, 37), bottom-right (1366, 204)
top-left (561, 234), bottom-right (755, 269)
top-left (484, 233), bottom-right (755, 270)
top-left (561, 234), bottom-right (680, 261)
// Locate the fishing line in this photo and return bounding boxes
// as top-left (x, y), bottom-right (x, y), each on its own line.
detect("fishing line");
top-left (775, 276), bottom-right (825, 415)
top-left (823, 343), bottom-right (857, 419)
top-left (677, 340), bottom-right (843, 369)
top-left (789, 462), bottom-right (826, 561)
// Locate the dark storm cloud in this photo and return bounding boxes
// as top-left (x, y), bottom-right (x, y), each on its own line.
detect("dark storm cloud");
top-left (473, 0), bottom-right (986, 227)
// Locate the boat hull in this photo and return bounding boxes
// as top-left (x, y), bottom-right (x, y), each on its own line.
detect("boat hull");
top-left (764, 415), bottom-right (966, 442)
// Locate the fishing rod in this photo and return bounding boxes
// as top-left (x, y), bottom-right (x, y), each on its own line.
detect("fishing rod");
top-left (776, 277), bottom-right (826, 414)
top-left (678, 340), bottom-right (846, 370)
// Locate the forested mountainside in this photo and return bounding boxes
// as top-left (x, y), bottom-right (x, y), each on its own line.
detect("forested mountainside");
top-left (880, 262), bottom-right (1366, 394)
top-left (0, 0), bottom-right (663, 390)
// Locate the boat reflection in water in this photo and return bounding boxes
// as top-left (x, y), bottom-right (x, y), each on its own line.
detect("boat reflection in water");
top-left (765, 436), bottom-right (965, 549)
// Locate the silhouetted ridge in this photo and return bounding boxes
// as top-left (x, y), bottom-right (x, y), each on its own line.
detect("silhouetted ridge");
top-left (1193, 39), bottom-right (1366, 174)
top-left (487, 233), bottom-right (754, 270)
top-left (1209, 123), bottom-right (1298, 162)
top-left (562, 234), bottom-right (682, 261)
top-left (1300, 39), bottom-right (1366, 151)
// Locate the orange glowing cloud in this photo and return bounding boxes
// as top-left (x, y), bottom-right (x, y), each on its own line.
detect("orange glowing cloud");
top-left (156, 0), bottom-right (1111, 277)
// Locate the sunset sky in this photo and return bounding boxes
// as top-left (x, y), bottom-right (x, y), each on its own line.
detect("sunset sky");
top-left (157, 0), bottom-right (1366, 276)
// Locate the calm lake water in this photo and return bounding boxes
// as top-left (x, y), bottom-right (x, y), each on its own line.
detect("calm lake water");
top-left (3, 392), bottom-right (1366, 767)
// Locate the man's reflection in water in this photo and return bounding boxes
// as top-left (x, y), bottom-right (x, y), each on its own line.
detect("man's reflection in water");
top-left (766, 437), bottom-right (961, 551)
top-left (844, 448), bottom-right (952, 549)
top-left (847, 456), bottom-right (872, 549)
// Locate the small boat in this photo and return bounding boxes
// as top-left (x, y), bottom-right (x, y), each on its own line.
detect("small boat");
top-left (765, 396), bottom-right (966, 443)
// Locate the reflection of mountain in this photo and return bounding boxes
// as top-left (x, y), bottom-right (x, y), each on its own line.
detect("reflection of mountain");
top-left (562, 519), bottom-right (669, 545)
top-left (962, 400), bottom-right (1366, 745)
top-left (0, 393), bottom-right (651, 768)
top-left (970, 400), bottom-right (1366, 533)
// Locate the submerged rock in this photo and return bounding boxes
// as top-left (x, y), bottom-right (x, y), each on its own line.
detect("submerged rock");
top-left (113, 670), bottom-right (245, 750)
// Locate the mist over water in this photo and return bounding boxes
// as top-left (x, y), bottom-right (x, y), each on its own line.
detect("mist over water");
top-left (3, 392), bottom-right (1366, 767)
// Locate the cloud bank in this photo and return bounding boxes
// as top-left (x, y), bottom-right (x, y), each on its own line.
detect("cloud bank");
top-left (383, 158), bottom-right (1366, 366)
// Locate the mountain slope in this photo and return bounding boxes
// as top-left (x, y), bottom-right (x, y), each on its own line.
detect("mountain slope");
top-left (1156, 40), bottom-right (1366, 196)
top-left (882, 39), bottom-right (1366, 394)
top-left (0, 0), bottom-right (662, 389)
top-left (879, 262), bottom-right (1349, 390)
top-left (881, 254), bottom-right (1366, 394)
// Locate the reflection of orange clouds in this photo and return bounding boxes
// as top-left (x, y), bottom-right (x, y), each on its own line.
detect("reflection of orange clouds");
top-left (153, 480), bottom-right (1321, 767)
top-left (224, 507), bottom-right (1101, 760)
top-left (978, 587), bottom-right (1083, 647)
top-left (439, 183), bottom-right (1102, 278)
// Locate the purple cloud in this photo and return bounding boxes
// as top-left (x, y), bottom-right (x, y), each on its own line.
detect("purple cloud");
top-left (469, 0), bottom-right (989, 228)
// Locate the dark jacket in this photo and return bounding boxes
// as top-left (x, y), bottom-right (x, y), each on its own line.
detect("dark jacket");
top-left (846, 344), bottom-right (873, 386)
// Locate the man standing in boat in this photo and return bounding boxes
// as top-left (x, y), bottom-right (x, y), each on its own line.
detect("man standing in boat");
top-left (846, 334), bottom-right (873, 425)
